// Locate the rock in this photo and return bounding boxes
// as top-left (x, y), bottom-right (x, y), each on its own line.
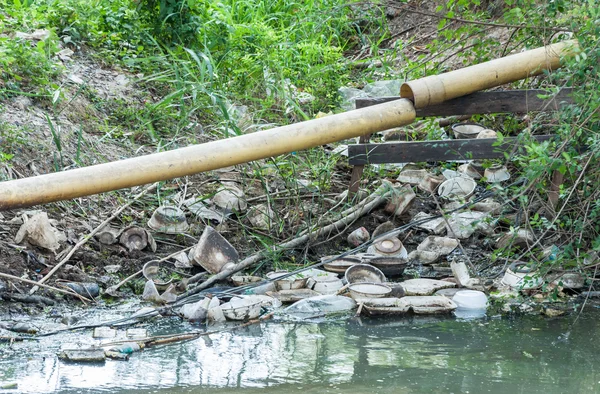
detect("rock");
top-left (190, 226), bottom-right (239, 274)
top-left (213, 185), bottom-right (247, 211)
top-left (119, 226), bottom-right (148, 252)
top-left (14, 212), bottom-right (63, 252)
top-left (247, 204), bottom-right (275, 230)
top-left (142, 280), bottom-right (162, 303)
top-left (400, 278), bottom-right (456, 296)
top-left (348, 227), bottom-right (370, 246)
top-left (384, 185), bottom-right (416, 216)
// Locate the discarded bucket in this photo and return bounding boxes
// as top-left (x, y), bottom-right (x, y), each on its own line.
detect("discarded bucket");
top-left (452, 290), bottom-right (488, 319)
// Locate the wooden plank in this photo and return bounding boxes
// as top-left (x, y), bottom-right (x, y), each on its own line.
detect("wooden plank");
top-left (348, 135), bottom-right (553, 165)
top-left (354, 89), bottom-right (573, 116)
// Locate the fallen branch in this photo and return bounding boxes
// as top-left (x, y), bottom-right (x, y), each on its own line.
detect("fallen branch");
top-left (388, 3), bottom-right (574, 33)
top-left (30, 182), bottom-right (158, 295)
top-left (178, 187), bottom-right (391, 299)
top-left (105, 245), bottom-right (194, 296)
top-left (0, 272), bottom-right (91, 303)
top-left (101, 312), bottom-right (274, 348)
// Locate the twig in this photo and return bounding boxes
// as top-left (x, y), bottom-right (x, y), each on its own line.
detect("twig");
top-left (178, 188), bottom-right (391, 299)
top-left (387, 3), bottom-right (573, 33)
top-left (30, 182), bottom-right (159, 295)
top-left (0, 272), bottom-right (91, 303)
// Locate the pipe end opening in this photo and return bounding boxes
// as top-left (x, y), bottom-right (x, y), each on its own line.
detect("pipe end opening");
top-left (400, 83), bottom-right (415, 102)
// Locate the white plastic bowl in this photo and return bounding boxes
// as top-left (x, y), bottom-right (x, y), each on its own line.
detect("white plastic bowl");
top-left (452, 290), bottom-right (488, 310)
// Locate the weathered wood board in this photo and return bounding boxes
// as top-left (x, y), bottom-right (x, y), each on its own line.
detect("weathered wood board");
top-left (354, 88), bottom-right (573, 116)
top-left (348, 135), bottom-right (553, 165)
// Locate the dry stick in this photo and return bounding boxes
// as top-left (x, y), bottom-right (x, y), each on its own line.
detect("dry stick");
top-left (107, 245), bottom-right (195, 294)
top-left (387, 3), bottom-right (573, 32)
top-left (179, 189), bottom-right (391, 299)
top-left (30, 182), bottom-right (159, 295)
top-left (0, 272), bottom-right (91, 303)
top-left (516, 153), bottom-right (594, 261)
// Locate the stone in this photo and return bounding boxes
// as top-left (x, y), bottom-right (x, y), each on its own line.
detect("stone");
top-left (191, 226), bottom-right (239, 274)
top-left (400, 278), bottom-right (456, 296)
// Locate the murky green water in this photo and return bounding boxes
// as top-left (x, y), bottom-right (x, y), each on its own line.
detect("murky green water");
top-left (2, 306), bottom-right (600, 393)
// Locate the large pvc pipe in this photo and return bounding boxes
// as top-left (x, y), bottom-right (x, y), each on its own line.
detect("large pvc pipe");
top-left (401, 40), bottom-right (578, 108)
top-left (0, 100), bottom-right (416, 209)
top-left (0, 40), bottom-right (577, 210)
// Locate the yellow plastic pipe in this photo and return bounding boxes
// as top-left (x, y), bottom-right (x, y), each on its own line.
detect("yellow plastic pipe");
top-left (0, 40), bottom-right (578, 210)
top-left (401, 40), bottom-right (579, 108)
top-left (0, 100), bottom-right (416, 209)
